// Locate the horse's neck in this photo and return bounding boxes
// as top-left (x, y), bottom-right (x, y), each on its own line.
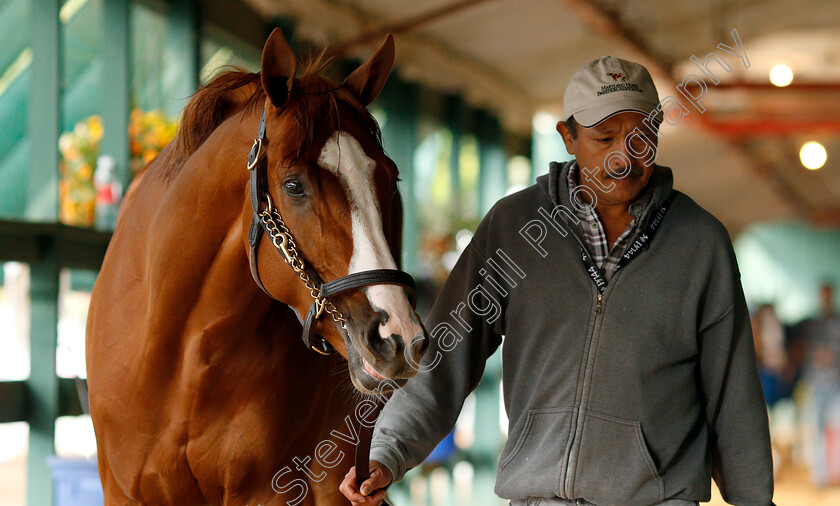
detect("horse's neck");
top-left (146, 109), bottom-right (298, 346)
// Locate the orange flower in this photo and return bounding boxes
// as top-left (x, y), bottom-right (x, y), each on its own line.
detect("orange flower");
top-left (65, 146), bottom-right (80, 162)
top-left (88, 115), bottom-right (104, 142)
top-left (78, 163), bottom-right (92, 181)
top-left (143, 132), bottom-right (158, 147)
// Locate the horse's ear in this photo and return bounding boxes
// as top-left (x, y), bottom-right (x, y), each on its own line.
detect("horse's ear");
top-left (344, 34), bottom-right (395, 105)
top-left (261, 28), bottom-right (298, 108)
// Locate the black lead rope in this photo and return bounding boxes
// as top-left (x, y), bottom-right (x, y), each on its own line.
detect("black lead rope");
top-left (578, 192), bottom-right (675, 294)
top-left (355, 399), bottom-right (392, 505)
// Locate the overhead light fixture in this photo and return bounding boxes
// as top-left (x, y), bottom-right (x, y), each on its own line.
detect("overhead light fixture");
top-left (769, 64), bottom-right (793, 87)
top-left (800, 141), bottom-right (827, 170)
top-left (532, 111), bottom-right (559, 136)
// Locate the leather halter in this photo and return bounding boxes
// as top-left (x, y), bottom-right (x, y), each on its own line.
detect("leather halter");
top-left (247, 105), bottom-right (418, 356)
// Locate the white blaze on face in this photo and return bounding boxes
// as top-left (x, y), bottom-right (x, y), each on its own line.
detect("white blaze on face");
top-left (317, 131), bottom-right (420, 340)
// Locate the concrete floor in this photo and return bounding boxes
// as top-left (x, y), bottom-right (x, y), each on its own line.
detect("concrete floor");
top-left (1, 454), bottom-right (839, 505)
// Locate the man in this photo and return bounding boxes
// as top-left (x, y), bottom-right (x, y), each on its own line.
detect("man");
top-left (340, 56), bottom-right (774, 505)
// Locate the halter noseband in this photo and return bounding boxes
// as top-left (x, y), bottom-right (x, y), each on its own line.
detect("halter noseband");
top-left (247, 106), bottom-right (417, 355)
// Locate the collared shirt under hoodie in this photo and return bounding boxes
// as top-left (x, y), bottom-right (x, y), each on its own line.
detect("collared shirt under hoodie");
top-left (566, 161), bottom-right (653, 280)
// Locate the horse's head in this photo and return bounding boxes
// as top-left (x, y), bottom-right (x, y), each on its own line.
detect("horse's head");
top-left (250, 29), bottom-right (428, 393)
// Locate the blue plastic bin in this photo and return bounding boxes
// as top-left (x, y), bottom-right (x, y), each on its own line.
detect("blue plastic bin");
top-left (47, 456), bottom-right (104, 506)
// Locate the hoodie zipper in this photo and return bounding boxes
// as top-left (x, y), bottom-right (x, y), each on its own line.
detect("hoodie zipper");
top-left (559, 227), bottom-right (610, 498)
top-left (562, 282), bottom-right (608, 498)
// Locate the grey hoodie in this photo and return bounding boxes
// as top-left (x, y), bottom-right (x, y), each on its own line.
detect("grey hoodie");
top-left (371, 161), bottom-right (773, 506)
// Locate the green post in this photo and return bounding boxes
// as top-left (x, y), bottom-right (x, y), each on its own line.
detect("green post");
top-left (163, 0), bottom-right (199, 117)
top-left (473, 351), bottom-right (503, 505)
top-left (380, 78), bottom-right (420, 273)
top-left (477, 111), bottom-right (507, 216)
top-left (26, 0), bottom-right (61, 222)
top-left (26, 240), bottom-right (60, 506)
top-left (101, 0), bottom-right (131, 190)
top-left (26, 3), bottom-right (63, 498)
top-left (444, 94), bottom-right (463, 217)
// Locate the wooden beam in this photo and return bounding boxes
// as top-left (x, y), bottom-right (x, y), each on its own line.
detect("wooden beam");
top-left (0, 381), bottom-right (26, 423)
top-left (704, 118), bottom-right (840, 138)
top-left (811, 209), bottom-right (840, 227)
top-left (0, 378), bottom-right (86, 424)
top-left (327, 0), bottom-right (500, 57)
top-left (559, 0), bottom-right (672, 75)
top-left (684, 82), bottom-right (840, 93)
top-left (0, 219), bottom-right (112, 269)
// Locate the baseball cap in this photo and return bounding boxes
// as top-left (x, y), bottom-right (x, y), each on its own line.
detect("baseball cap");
top-left (562, 56), bottom-right (663, 127)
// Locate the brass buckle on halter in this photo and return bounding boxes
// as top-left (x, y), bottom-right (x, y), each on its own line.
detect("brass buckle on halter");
top-left (247, 138), bottom-right (262, 171)
top-left (311, 336), bottom-right (333, 356)
top-left (264, 194), bottom-right (296, 265)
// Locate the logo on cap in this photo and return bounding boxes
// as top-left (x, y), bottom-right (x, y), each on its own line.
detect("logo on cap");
top-left (597, 81), bottom-right (642, 96)
top-left (607, 72), bottom-right (626, 82)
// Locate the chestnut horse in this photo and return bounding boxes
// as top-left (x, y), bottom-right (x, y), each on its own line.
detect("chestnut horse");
top-left (86, 30), bottom-right (428, 505)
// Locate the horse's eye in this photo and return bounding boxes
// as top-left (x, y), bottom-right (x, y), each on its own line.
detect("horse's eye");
top-left (284, 180), bottom-right (306, 197)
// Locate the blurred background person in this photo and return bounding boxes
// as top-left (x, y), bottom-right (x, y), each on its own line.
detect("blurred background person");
top-left (752, 303), bottom-right (793, 476)
top-left (797, 282), bottom-right (840, 487)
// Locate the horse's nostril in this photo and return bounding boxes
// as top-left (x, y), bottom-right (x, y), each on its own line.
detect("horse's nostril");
top-left (383, 335), bottom-right (399, 359)
top-left (366, 317), bottom-right (395, 358)
top-left (401, 332), bottom-right (428, 365)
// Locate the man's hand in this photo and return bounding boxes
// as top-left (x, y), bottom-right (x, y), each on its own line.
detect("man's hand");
top-left (339, 461), bottom-right (393, 505)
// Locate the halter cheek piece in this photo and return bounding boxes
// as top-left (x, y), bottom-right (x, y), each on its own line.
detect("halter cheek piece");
top-left (247, 106), bottom-right (418, 356)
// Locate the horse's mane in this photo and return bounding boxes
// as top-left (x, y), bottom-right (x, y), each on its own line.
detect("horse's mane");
top-left (158, 54), bottom-right (383, 180)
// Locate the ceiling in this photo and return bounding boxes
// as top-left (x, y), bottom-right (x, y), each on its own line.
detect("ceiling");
top-left (243, 0), bottom-right (840, 235)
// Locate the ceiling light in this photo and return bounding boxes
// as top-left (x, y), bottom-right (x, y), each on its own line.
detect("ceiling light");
top-left (532, 112), bottom-right (559, 136)
top-left (769, 64), bottom-right (793, 87)
top-left (800, 141), bottom-right (826, 170)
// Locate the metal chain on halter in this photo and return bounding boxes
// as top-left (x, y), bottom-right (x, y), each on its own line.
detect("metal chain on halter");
top-left (258, 194), bottom-right (347, 329)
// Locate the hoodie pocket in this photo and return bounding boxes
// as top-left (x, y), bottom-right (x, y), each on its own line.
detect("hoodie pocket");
top-left (496, 407), bottom-right (574, 499)
top-left (574, 411), bottom-right (664, 506)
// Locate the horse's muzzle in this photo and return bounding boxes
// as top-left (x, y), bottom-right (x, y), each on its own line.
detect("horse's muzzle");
top-left (361, 309), bottom-right (428, 380)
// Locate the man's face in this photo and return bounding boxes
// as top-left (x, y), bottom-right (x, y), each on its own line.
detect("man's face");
top-left (557, 111), bottom-right (658, 209)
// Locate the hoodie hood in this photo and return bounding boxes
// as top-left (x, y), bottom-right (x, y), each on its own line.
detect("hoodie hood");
top-left (536, 159), bottom-right (675, 232)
